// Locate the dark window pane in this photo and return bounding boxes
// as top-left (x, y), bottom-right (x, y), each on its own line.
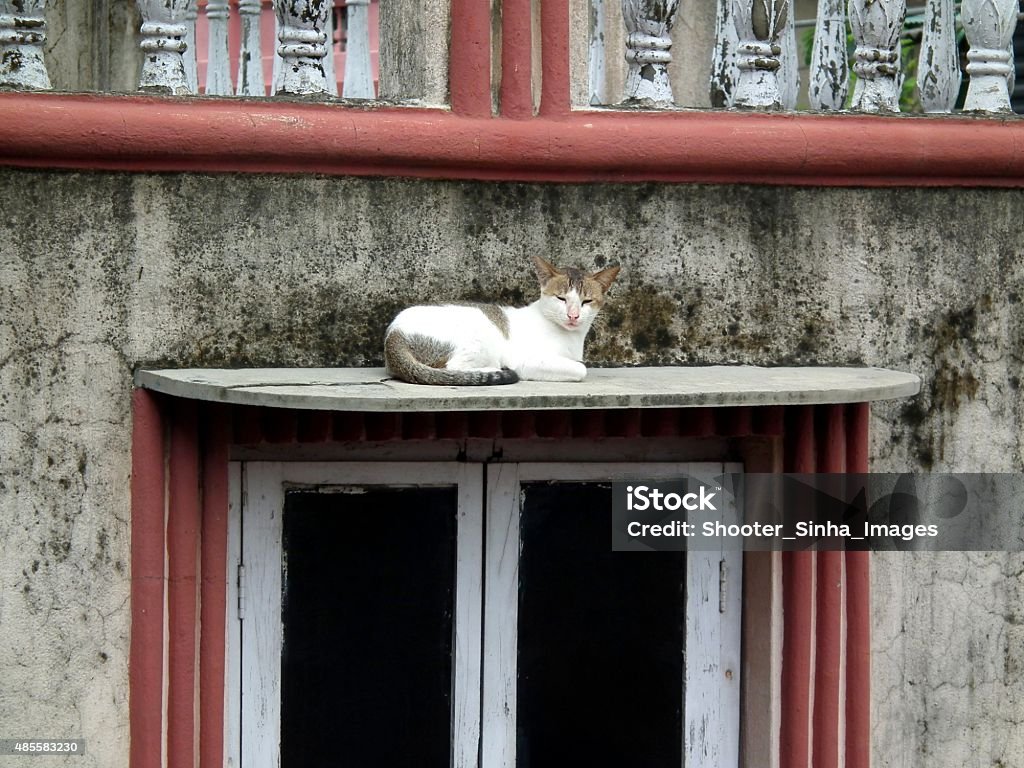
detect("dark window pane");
top-left (517, 482), bottom-right (685, 768)
top-left (280, 487), bottom-right (457, 768)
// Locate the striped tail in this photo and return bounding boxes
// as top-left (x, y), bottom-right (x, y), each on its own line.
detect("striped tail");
top-left (384, 331), bottom-right (519, 386)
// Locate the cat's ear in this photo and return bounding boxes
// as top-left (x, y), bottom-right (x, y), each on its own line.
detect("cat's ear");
top-left (532, 255), bottom-right (562, 284)
top-left (591, 264), bottom-right (621, 292)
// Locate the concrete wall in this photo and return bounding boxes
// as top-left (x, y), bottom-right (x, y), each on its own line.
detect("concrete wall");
top-left (0, 169), bottom-right (1021, 767)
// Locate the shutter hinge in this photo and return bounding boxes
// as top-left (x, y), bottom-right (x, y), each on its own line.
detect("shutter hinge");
top-left (237, 563), bottom-right (246, 621)
top-left (719, 559), bottom-right (727, 614)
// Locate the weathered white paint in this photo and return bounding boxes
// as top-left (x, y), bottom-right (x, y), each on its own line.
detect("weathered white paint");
top-left (779, 5), bottom-right (799, 110)
top-left (483, 461), bottom-right (742, 768)
top-left (225, 463), bottom-right (242, 768)
top-left (917, 0), bottom-right (961, 112)
top-left (234, 462), bottom-right (483, 767)
top-left (343, 0), bottom-right (375, 98)
top-left (809, 0), bottom-right (849, 110)
top-left (684, 465), bottom-right (743, 768)
top-left (323, 2), bottom-right (338, 96)
top-left (848, 0), bottom-right (906, 112)
top-left (710, 0), bottom-right (739, 107)
top-left (183, 2), bottom-right (199, 93)
top-left (590, 0), bottom-right (608, 105)
top-left (730, 0), bottom-right (791, 109)
top-left (621, 0), bottom-right (681, 105)
top-left (0, 0), bottom-right (51, 90)
top-left (962, 0), bottom-right (1019, 112)
top-left (236, 0), bottom-right (265, 96)
top-left (136, 0), bottom-right (195, 94)
top-left (205, 0), bottom-right (232, 96)
top-left (482, 462), bottom-right (521, 768)
top-left (273, 0), bottom-right (331, 95)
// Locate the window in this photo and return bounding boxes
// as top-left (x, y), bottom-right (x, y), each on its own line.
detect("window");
top-left (228, 461), bottom-right (741, 767)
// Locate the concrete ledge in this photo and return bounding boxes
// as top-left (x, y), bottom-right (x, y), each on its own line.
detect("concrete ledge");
top-left (134, 366), bottom-right (921, 412)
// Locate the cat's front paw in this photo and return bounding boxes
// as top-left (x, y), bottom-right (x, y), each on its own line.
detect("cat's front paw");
top-left (567, 361), bottom-right (587, 382)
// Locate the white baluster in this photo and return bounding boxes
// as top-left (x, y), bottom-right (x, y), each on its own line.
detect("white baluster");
top-left (621, 0), bottom-right (680, 105)
top-left (962, 0), bottom-right (1019, 112)
top-left (590, 0), bottom-right (608, 105)
top-left (273, 14), bottom-right (283, 93)
top-left (779, 5), bottom-right (799, 109)
top-left (809, 0), bottom-right (848, 110)
top-left (710, 0), bottom-right (739, 107)
top-left (137, 0), bottom-right (195, 95)
top-left (917, 0), bottom-right (960, 113)
top-left (731, 0), bottom-right (791, 109)
top-left (848, 0), bottom-right (905, 112)
top-left (205, 0), bottom-right (231, 95)
top-left (274, 0), bottom-right (330, 95)
top-left (183, 2), bottom-right (199, 92)
top-left (236, 0), bottom-right (265, 95)
top-left (324, 2), bottom-right (338, 96)
top-left (343, 0), bottom-right (374, 98)
top-left (0, 0), bottom-right (50, 90)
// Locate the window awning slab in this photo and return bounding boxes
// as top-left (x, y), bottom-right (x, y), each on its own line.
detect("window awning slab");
top-left (135, 366), bottom-right (921, 412)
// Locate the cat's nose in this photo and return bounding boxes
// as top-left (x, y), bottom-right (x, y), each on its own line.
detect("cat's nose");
top-left (568, 308), bottom-right (580, 321)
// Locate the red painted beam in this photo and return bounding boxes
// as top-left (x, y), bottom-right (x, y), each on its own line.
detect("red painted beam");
top-left (501, 0), bottom-right (533, 118)
top-left (199, 405), bottom-right (230, 768)
top-left (781, 405), bottom-right (816, 768)
top-left (845, 403), bottom-right (872, 768)
top-left (168, 400), bottom-right (201, 768)
top-left (449, 0), bottom-right (492, 117)
top-left (3, 93), bottom-right (1024, 186)
top-left (539, 0), bottom-right (571, 116)
top-left (130, 390), bottom-right (166, 768)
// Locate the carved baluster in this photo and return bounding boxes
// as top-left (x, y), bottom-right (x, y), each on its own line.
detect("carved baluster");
top-left (809, 0), bottom-right (848, 110)
top-left (779, 4), bottom-right (799, 109)
top-left (710, 0), bottom-right (739, 107)
top-left (343, 0), bottom-right (374, 98)
top-left (731, 0), bottom-right (791, 109)
top-left (236, 0), bottom-right (265, 95)
top-left (137, 0), bottom-right (195, 95)
top-left (590, 0), bottom-right (608, 105)
top-left (183, 2), bottom-right (199, 92)
top-left (848, 0), bottom-right (905, 112)
top-left (621, 0), bottom-right (680, 106)
top-left (274, 0), bottom-right (330, 95)
top-left (0, 0), bottom-right (50, 90)
top-left (917, 0), bottom-right (960, 112)
top-left (205, 0), bottom-right (231, 95)
top-left (323, 2), bottom-right (338, 96)
top-left (962, 0), bottom-right (1019, 112)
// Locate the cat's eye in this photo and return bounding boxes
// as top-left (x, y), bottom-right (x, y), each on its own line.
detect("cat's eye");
top-left (556, 296), bottom-right (566, 302)
top-left (582, 299), bottom-right (593, 305)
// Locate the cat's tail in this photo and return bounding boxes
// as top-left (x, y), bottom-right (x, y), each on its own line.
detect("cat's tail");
top-left (385, 331), bottom-right (519, 386)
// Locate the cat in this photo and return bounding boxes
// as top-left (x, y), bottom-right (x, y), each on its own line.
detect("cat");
top-left (384, 256), bottom-right (620, 385)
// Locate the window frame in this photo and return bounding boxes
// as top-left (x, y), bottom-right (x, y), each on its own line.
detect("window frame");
top-left (228, 459), bottom-right (743, 767)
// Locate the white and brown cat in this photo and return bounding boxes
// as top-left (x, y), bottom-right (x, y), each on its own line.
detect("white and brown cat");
top-left (385, 256), bottom-right (620, 385)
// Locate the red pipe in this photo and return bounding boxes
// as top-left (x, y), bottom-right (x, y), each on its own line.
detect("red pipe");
top-left (129, 390), bottom-right (166, 768)
top-left (4, 93), bottom-right (1024, 186)
top-left (845, 403), bottom-right (872, 768)
top-left (167, 400), bottom-right (201, 768)
top-left (781, 405), bottom-right (816, 768)
top-left (450, 0), bottom-right (492, 117)
top-left (812, 405), bottom-right (847, 768)
top-left (199, 405), bottom-right (230, 768)
top-left (501, 0), bottom-right (534, 118)
top-left (539, 0), bottom-right (571, 116)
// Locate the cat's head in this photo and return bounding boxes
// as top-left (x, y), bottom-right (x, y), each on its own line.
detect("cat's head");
top-left (532, 256), bottom-right (620, 332)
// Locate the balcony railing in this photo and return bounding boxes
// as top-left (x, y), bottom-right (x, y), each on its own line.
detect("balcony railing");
top-left (1, 0), bottom-right (1021, 115)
